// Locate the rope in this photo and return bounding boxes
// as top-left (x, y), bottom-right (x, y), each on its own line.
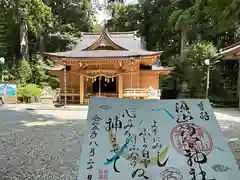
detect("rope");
top-left (130, 62), bottom-right (133, 89)
top-left (79, 73), bottom-right (121, 79)
top-left (98, 63), bottom-right (101, 97)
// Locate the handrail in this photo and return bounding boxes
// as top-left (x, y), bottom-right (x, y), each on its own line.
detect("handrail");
top-left (59, 88), bottom-right (161, 97)
top-left (123, 89), bottom-right (148, 93)
top-left (60, 89), bottom-right (80, 93)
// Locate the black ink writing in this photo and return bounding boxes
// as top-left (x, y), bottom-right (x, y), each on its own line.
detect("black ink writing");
top-left (139, 128), bottom-right (150, 143)
top-left (89, 148), bottom-right (95, 157)
top-left (157, 151), bottom-right (169, 167)
top-left (124, 119), bottom-right (134, 137)
top-left (200, 112), bottom-right (210, 121)
top-left (87, 159), bottom-right (94, 170)
top-left (105, 116), bottom-right (122, 132)
top-left (132, 168), bottom-right (149, 179)
top-left (152, 137), bottom-right (162, 150)
top-left (175, 101), bottom-right (193, 123)
top-left (128, 135), bottom-right (139, 168)
top-left (90, 115), bottom-right (102, 139)
top-left (151, 119), bottom-right (158, 136)
top-left (197, 101), bottom-right (210, 121)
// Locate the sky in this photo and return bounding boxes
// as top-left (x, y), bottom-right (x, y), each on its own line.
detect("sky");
top-left (95, 0), bottom-right (138, 24)
top-left (126, 0), bottom-right (137, 3)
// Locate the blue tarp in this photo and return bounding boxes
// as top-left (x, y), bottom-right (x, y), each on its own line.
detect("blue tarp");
top-left (0, 84), bottom-right (17, 97)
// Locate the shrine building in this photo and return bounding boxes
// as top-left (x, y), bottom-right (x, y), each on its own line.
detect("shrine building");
top-left (219, 42), bottom-right (240, 108)
top-left (45, 28), bottom-right (174, 104)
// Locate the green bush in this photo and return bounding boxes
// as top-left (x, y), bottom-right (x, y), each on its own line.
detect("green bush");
top-left (17, 84), bottom-right (42, 103)
top-left (18, 59), bottom-right (32, 84)
top-left (41, 75), bottom-right (59, 89)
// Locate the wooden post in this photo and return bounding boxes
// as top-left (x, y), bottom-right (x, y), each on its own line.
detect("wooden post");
top-left (118, 74), bottom-right (123, 98)
top-left (80, 74), bottom-right (84, 104)
top-left (64, 63), bottom-right (67, 107)
top-left (99, 76), bottom-right (101, 97)
top-left (238, 61), bottom-right (240, 109)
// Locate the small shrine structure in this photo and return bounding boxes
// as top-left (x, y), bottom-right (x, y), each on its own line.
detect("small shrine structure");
top-left (220, 42), bottom-right (240, 108)
top-left (45, 28), bottom-right (174, 104)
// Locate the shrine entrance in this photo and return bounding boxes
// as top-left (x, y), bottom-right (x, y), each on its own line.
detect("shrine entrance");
top-left (93, 76), bottom-right (116, 93)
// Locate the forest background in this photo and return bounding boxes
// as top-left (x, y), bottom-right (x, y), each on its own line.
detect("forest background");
top-left (0, 0), bottom-right (240, 105)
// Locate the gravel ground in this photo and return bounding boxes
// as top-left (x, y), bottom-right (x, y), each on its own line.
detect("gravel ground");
top-left (0, 105), bottom-right (239, 180)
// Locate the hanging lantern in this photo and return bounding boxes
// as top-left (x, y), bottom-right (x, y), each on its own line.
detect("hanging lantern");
top-left (112, 77), bottom-right (114, 82)
top-left (86, 77), bottom-right (88, 82)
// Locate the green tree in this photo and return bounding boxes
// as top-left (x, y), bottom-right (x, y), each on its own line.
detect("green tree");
top-left (44, 0), bottom-right (94, 52)
top-left (105, 3), bottom-right (140, 32)
top-left (18, 59), bottom-right (32, 84)
top-left (180, 42), bottom-right (217, 98)
top-left (93, 23), bottom-right (102, 32)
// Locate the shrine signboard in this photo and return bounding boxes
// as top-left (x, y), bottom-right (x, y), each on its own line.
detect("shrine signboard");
top-left (78, 97), bottom-right (240, 180)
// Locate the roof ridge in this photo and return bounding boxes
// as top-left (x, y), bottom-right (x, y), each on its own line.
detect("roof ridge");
top-left (80, 30), bottom-right (138, 36)
top-left (221, 41), bottom-right (240, 51)
top-left (109, 31), bottom-right (137, 35)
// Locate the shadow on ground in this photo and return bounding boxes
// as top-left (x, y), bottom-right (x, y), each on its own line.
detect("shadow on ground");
top-left (215, 108), bottom-right (240, 119)
top-left (0, 106), bottom-right (86, 180)
top-left (215, 108), bottom-right (240, 168)
top-left (0, 106), bottom-right (240, 179)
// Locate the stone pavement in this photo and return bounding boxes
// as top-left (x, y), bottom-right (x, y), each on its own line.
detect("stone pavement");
top-left (0, 105), bottom-right (239, 179)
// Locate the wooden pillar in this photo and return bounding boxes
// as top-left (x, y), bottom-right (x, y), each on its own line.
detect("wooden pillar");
top-left (118, 74), bottom-right (123, 98)
top-left (80, 75), bottom-right (84, 104)
top-left (238, 60), bottom-right (240, 109)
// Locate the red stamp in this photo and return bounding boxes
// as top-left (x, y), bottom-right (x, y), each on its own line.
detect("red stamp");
top-left (170, 123), bottom-right (213, 155)
top-left (98, 169), bottom-right (108, 180)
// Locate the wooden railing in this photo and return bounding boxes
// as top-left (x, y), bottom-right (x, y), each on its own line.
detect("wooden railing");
top-left (59, 88), bottom-right (161, 97)
top-left (123, 88), bottom-right (161, 99)
top-left (123, 88), bottom-right (148, 98)
top-left (58, 88), bottom-right (161, 103)
top-left (60, 89), bottom-right (80, 96)
top-left (91, 93), bottom-right (119, 97)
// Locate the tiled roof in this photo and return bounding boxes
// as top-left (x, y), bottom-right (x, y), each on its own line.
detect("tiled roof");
top-left (220, 42), bottom-right (240, 56)
top-left (75, 31), bottom-right (145, 51)
top-left (45, 50), bottom-right (161, 59)
top-left (45, 29), bottom-right (160, 59)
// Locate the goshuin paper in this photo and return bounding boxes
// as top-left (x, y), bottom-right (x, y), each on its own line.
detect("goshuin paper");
top-left (78, 97), bottom-right (240, 180)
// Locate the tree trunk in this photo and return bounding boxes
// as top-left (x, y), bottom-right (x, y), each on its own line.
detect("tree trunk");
top-left (180, 28), bottom-right (188, 62)
top-left (20, 22), bottom-right (28, 60)
top-left (178, 28), bottom-right (188, 98)
top-left (238, 61), bottom-right (240, 108)
top-left (142, 0), bottom-right (150, 50)
top-left (39, 32), bottom-right (45, 56)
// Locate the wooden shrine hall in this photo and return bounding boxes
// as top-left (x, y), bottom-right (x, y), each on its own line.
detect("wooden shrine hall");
top-left (45, 28), bottom-right (174, 104)
top-left (219, 42), bottom-right (240, 108)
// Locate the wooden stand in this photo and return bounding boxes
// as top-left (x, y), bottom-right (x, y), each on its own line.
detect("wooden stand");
top-left (4, 96), bottom-right (17, 104)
